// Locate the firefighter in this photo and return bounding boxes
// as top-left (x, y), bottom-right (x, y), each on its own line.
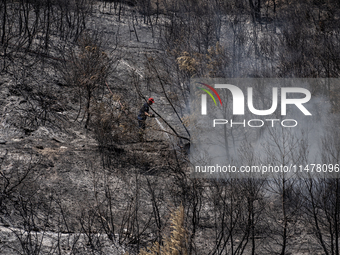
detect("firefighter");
top-left (137, 98), bottom-right (155, 141)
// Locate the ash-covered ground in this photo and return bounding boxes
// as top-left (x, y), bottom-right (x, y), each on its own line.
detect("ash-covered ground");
top-left (1, 1), bottom-right (340, 254)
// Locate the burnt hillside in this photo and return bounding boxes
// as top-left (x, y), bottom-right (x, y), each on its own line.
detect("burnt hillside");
top-left (1, 0), bottom-right (340, 254)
